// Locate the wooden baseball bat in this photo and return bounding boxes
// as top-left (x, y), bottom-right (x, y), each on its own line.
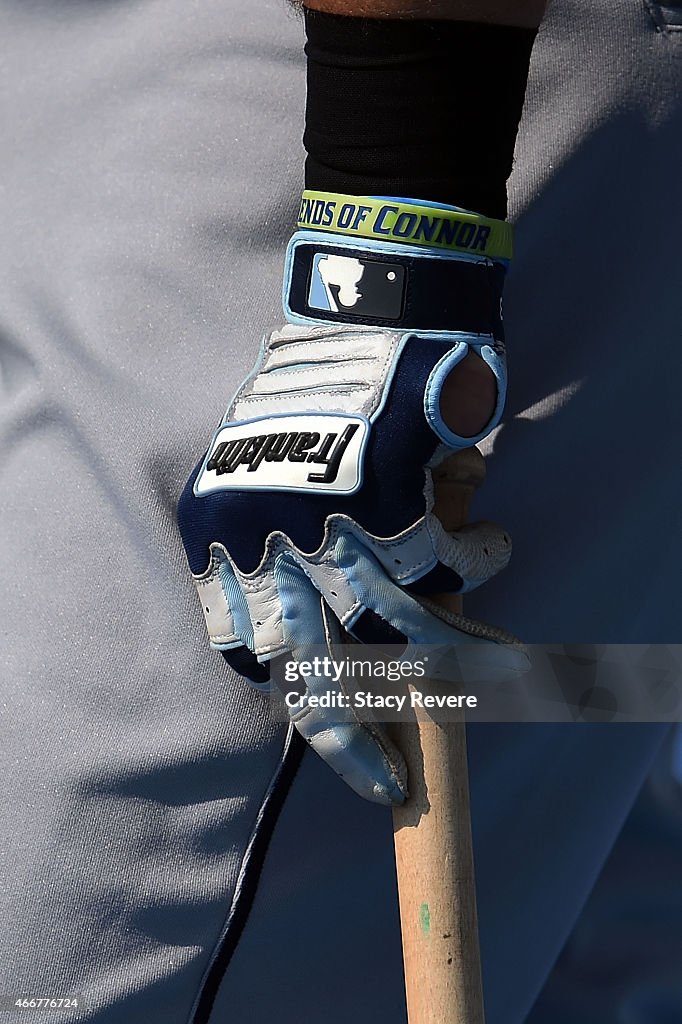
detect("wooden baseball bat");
top-left (391, 446), bottom-right (486, 1024)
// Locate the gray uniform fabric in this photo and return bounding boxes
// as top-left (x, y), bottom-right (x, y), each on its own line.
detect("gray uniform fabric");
top-left (0, 2), bottom-right (680, 1023)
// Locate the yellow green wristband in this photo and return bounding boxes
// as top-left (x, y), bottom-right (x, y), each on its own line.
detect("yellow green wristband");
top-left (297, 190), bottom-right (512, 261)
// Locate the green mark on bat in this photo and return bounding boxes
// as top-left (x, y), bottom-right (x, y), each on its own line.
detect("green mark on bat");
top-left (419, 903), bottom-right (431, 937)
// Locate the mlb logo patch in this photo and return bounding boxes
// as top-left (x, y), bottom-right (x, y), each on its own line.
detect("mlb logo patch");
top-left (308, 253), bottom-right (406, 320)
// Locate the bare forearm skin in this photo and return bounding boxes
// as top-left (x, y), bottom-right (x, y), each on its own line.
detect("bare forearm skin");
top-left (302, 0), bottom-right (546, 28)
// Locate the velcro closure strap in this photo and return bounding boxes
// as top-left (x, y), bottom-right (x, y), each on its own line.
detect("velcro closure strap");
top-left (298, 190), bottom-right (512, 261)
top-left (285, 234), bottom-right (505, 339)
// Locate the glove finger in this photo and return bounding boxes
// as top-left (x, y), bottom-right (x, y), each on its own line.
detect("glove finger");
top-left (358, 516), bottom-right (511, 597)
top-left (424, 515), bottom-right (512, 594)
top-left (337, 511), bottom-right (510, 601)
top-left (273, 553), bottom-right (408, 805)
top-left (191, 552), bottom-right (273, 687)
top-left (336, 516), bottom-right (458, 597)
top-left (213, 552), bottom-right (255, 652)
top-left (238, 563), bottom-right (288, 663)
top-left (191, 553), bottom-right (240, 649)
top-left (290, 532), bottom-right (521, 674)
top-left (335, 533), bottom-right (528, 681)
top-left (285, 546), bottom-right (410, 650)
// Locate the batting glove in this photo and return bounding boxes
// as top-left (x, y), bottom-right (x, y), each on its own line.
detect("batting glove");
top-left (177, 191), bottom-right (526, 804)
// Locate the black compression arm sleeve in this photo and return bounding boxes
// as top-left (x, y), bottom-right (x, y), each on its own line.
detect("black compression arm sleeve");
top-left (304, 11), bottom-right (537, 218)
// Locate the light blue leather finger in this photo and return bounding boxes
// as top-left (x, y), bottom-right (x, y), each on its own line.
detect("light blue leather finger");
top-left (335, 533), bottom-right (480, 645)
top-left (335, 533), bottom-right (528, 680)
top-left (273, 554), bottom-right (408, 805)
top-left (217, 556), bottom-right (254, 651)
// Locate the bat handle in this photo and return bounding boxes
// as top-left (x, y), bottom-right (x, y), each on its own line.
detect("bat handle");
top-left (391, 447), bottom-right (486, 1024)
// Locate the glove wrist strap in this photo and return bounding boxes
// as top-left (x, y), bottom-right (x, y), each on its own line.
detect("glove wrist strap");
top-left (284, 232), bottom-right (505, 339)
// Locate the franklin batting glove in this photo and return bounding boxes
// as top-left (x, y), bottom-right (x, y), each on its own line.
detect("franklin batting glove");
top-left (177, 191), bottom-right (526, 805)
